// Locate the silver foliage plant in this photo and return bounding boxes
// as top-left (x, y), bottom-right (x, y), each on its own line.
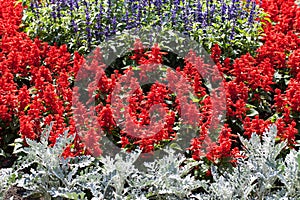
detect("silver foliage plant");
top-left (192, 125), bottom-right (300, 200)
top-left (0, 124), bottom-right (299, 200)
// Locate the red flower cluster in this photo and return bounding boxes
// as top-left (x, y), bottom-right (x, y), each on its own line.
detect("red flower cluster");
top-left (214, 0), bottom-right (300, 148)
top-left (71, 40), bottom-right (239, 164)
top-left (0, 0), bottom-right (84, 157)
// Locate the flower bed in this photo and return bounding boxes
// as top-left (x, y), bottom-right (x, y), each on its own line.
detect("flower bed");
top-left (0, 0), bottom-right (299, 199)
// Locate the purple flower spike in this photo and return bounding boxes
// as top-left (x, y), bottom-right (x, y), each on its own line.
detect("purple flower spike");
top-left (71, 19), bottom-right (78, 33)
top-left (221, 1), bottom-right (226, 22)
top-left (248, 1), bottom-right (256, 25)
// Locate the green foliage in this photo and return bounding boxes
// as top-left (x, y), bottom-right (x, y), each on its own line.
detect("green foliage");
top-left (0, 118), bottom-right (21, 166)
top-left (187, 2), bottom-right (266, 59)
top-left (20, 0), bottom-right (266, 59)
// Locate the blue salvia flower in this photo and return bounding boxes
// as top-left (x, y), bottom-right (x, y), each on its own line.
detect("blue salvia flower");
top-left (153, 0), bottom-right (163, 25)
top-left (228, 0), bottom-right (236, 21)
top-left (51, 11), bottom-right (56, 20)
top-left (85, 10), bottom-right (91, 26)
top-left (202, 11), bottom-right (208, 28)
top-left (162, 1), bottom-right (171, 25)
top-left (179, 0), bottom-right (185, 19)
top-left (83, 0), bottom-right (90, 11)
top-left (171, 0), bottom-right (180, 25)
top-left (31, 1), bottom-right (41, 29)
top-left (230, 24), bottom-right (235, 40)
top-left (131, 0), bottom-right (139, 27)
top-left (74, 0), bottom-right (79, 10)
top-left (30, 1), bottom-right (35, 12)
top-left (248, 1), bottom-right (256, 24)
top-left (136, 0), bottom-right (145, 26)
top-left (84, 0), bottom-right (91, 27)
top-left (191, 2), bottom-right (197, 22)
top-left (25, 0), bottom-right (261, 55)
top-left (122, 0), bottom-right (128, 24)
top-left (83, 0), bottom-right (88, 8)
top-left (140, 0), bottom-right (147, 16)
top-left (162, 12), bottom-right (169, 26)
top-left (105, 0), bottom-right (113, 34)
top-left (111, 16), bottom-right (117, 34)
top-left (195, 0), bottom-right (203, 23)
top-left (157, 0), bottom-right (164, 9)
top-left (33, 1), bottom-right (41, 16)
top-left (95, 3), bottom-right (103, 39)
top-left (61, 0), bottom-right (67, 7)
top-left (237, 1), bottom-right (247, 19)
top-left (87, 29), bottom-right (92, 45)
top-left (174, 0), bottom-right (180, 9)
top-left (107, 0), bottom-right (112, 17)
top-left (183, 1), bottom-right (190, 30)
top-left (56, 0), bottom-right (61, 19)
top-left (221, 1), bottom-right (226, 22)
top-left (191, 2), bottom-right (196, 22)
top-left (98, 2), bottom-right (104, 21)
top-left (71, 19), bottom-right (78, 33)
top-left (125, 10), bottom-right (130, 29)
top-left (246, 0), bottom-right (251, 9)
top-left (205, 0), bottom-right (209, 13)
top-left (171, 9), bottom-right (177, 26)
top-left (95, 14), bottom-right (102, 40)
top-left (210, 4), bottom-right (216, 22)
top-left (205, 0), bottom-right (211, 25)
top-left (136, 0), bottom-right (142, 25)
top-left (68, 0), bottom-right (74, 12)
top-left (86, 27), bottom-right (92, 43)
top-left (50, 0), bottom-right (56, 20)
top-left (104, 25), bottom-right (110, 38)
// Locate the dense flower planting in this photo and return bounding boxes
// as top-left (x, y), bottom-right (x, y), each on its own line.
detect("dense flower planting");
top-left (22, 0), bottom-right (264, 58)
top-left (0, 0), bottom-right (85, 160)
top-left (0, 0), bottom-right (300, 182)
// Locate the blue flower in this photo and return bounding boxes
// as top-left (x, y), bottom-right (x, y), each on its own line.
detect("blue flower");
top-left (230, 25), bottom-right (235, 40)
top-left (83, 0), bottom-right (88, 8)
top-left (56, 1), bottom-right (61, 19)
top-left (68, 0), bottom-right (74, 11)
top-left (221, 1), bottom-right (227, 22)
top-left (228, 0), bottom-right (237, 21)
top-left (74, 0), bottom-right (79, 9)
top-left (210, 4), bottom-right (216, 22)
top-left (195, 0), bottom-right (203, 23)
top-left (202, 11), bottom-right (208, 28)
top-left (111, 16), bottom-right (117, 34)
top-left (71, 19), bottom-right (78, 33)
top-left (248, 2), bottom-right (256, 24)
top-left (246, 0), bottom-right (251, 9)
top-left (86, 26), bottom-right (92, 43)
top-left (171, 0), bottom-right (180, 25)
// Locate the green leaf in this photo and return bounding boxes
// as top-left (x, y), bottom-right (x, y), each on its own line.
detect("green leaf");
top-left (247, 108), bottom-right (259, 117)
top-left (0, 148), bottom-right (5, 157)
top-left (169, 143), bottom-right (183, 151)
